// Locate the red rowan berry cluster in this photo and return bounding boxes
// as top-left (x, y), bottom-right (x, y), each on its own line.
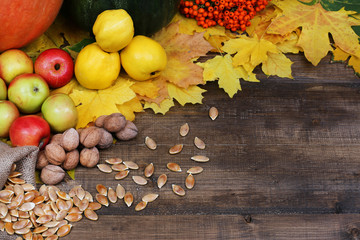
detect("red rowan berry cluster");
top-left (179, 0), bottom-right (270, 32)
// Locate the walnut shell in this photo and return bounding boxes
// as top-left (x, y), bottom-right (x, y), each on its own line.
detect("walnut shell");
top-left (50, 133), bottom-right (63, 145)
top-left (36, 150), bottom-right (49, 170)
top-left (40, 165), bottom-right (65, 185)
top-left (62, 149), bottom-right (80, 170)
top-left (95, 115), bottom-right (108, 128)
top-left (80, 147), bottom-right (99, 168)
top-left (115, 120), bottom-right (138, 141)
top-left (61, 128), bottom-right (79, 151)
top-left (79, 126), bottom-right (102, 148)
top-left (97, 128), bottom-right (114, 149)
top-left (103, 113), bottom-right (126, 132)
top-left (45, 143), bottom-right (66, 165)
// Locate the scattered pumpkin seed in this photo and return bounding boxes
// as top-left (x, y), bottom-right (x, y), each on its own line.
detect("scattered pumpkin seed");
top-left (97, 164), bottom-right (112, 173)
top-left (191, 155), bottom-right (210, 162)
top-left (135, 201), bottom-right (147, 211)
top-left (209, 106), bottom-right (218, 120)
top-left (111, 163), bottom-right (128, 172)
top-left (107, 187), bottom-right (117, 204)
top-left (157, 174), bottom-right (168, 189)
top-left (124, 192), bottom-right (133, 207)
top-left (132, 176), bottom-right (148, 186)
top-left (179, 123), bottom-right (189, 137)
top-left (142, 193), bottom-right (159, 203)
top-left (169, 144), bottom-right (183, 154)
top-left (96, 184), bottom-right (107, 196)
top-left (172, 184), bottom-right (186, 197)
top-left (123, 161), bottom-right (139, 170)
top-left (145, 136), bottom-right (157, 150)
top-left (116, 184), bottom-right (125, 200)
top-left (194, 137), bottom-right (206, 149)
top-left (105, 158), bottom-right (123, 165)
top-left (114, 170), bottom-right (130, 180)
top-left (84, 209), bottom-right (98, 221)
top-left (144, 163), bottom-right (154, 178)
top-left (185, 174), bottom-right (195, 189)
top-left (187, 166), bottom-right (204, 174)
top-left (167, 163), bottom-right (182, 172)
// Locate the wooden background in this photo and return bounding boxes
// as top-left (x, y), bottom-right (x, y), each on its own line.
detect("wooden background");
top-left (57, 53), bottom-right (360, 240)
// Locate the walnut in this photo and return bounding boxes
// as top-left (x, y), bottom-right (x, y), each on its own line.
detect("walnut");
top-left (40, 165), bottom-right (65, 185)
top-left (36, 150), bottom-right (49, 170)
top-left (97, 128), bottom-right (114, 149)
top-left (79, 126), bottom-right (102, 148)
top-left (95, 115), bottom-right (108, 128)
top-left (103, 113), bottom-right (126, 132)
top-left (62, 149), bottom-right (80, 170)
top-left (80, 147), bottom-right (99, 168)
top-left (61, 128), bottom-right (79, 151)
top-left (50, 133), bottom-right (63, 145)
top-left (115, 120), bottom-right (138, 141)
top-left (45, 143), bottom-right (66, 166)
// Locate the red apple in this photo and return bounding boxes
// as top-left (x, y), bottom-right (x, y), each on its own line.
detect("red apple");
top-left (34, 48), bottom-right (74, 89)
top-left (0, 78), bottom-right (6, 100)
top-left (9, 115), bottom-right (51, 149)
top-left (0, 100), bottom-right (20, 138)
top-left (8, 73), bottom-right (50, 114)
top-left (0, 49), bottom-right (33, 85)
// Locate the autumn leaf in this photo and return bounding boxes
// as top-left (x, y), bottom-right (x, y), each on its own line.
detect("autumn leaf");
top-left (197, 54), bottom-right (258, 98)
top-left (69, 78), bottom-right (137, 128)
top-left (262, 52), bottom-right (293, 79)
top-left (167, 83), bottom-right (206, 106)
top-left (117, 97), bottom-right (144, 121)
top-left (268, 0), bottom-right (360, 66)
top-left (153, 21), bottom-right (213, 88)
top-left (130, 80), bottom-right (160, 99)
top-left (144, 99), bottom-right (175, 115)
top-left (221, 34), bottom-right (278, 70)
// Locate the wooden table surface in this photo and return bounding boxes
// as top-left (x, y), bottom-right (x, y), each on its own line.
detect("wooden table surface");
top-left (57, 53), bottom-right (360, 240)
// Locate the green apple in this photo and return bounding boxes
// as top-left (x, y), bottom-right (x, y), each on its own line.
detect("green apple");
top-left (0, 49), bottom-right (34, 85)
top-left (8, 73), bottom-right (50, 114)
top-left (0, 100), bottom-right (20, 138)
top-left (0, 78), bottom-right (6, 100)
top-left (41, 93), bottom-right (78, 133)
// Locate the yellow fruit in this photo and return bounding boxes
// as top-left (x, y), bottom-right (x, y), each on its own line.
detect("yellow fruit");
top-left (93, 9), bottom-right (134, 52)
top-left (75, 43), bottom-right (120, 90)
top-left (120, 35), bottom-right (167, 81)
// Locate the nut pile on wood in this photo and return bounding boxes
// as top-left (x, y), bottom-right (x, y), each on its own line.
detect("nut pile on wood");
top-left (37, 113), bottom-right (138, 185)
top-left (0, 164), bottom-right (102, 239)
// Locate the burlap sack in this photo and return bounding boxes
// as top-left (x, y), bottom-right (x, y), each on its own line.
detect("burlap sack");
top-left (0, 141), bottom-right (39, 240)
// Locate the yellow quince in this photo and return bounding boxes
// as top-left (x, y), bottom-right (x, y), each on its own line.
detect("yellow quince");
top-left (120, 35), bottom-right (167, 81)
top-left (93, 9), bottom-right (134, 53)
top-left (74, 43), bottom-right (120, 90)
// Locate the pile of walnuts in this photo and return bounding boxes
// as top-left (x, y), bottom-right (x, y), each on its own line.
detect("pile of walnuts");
top-left (38, 113), bottom-right (138, 185)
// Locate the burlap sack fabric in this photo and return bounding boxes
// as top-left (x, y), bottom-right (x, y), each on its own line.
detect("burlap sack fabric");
top-left (0, 141), bottom-right (39, 240)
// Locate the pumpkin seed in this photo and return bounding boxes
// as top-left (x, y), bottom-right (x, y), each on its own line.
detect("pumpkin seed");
top-left (124, 192), bottom-right (133, 207)
top-left (157, 174), bottom-right (167, 189)
top-left (116, 184), bottom-right (125, 199)
top-left (84, 209), bottom-right (98, 221)
top-left (0, 203), bottom-right (8, 218)
top-left (56, 191), bottom-right (70, 201)
top-left (142, 193), bottom-right (159, 203)
top-left (8, 177), bottom-right (25, 185)
top-left (19, 202), bottom-right (35, 212)
top-left (57, 224), bottom-right (72, 237)
top-left (107, 188), bottom-right (117, 204)
top-left (209, 106), bottom-right (218, 120)
top-left (78, 199), bottom-right (89, 212)
top-left (167, 163), bottom-right (182, 172)
top-left (33, 196), bottom-right (45, 205)
top-left (187, 166), bottom-right (204, 174)
top-left (84, 191), bottom-right (93, 203)
top-left (111, 163), bottom-right (128, 172)
top-left (65, 213), bottom-right (82, 222)
top-left (5, 222), bottom-right (14, 235)
top-left (191, 155), bottom-right (210, 162)
top-left (42, 227), bottom-right (58, 237)
top-left (97, 164), bottom-right (113, 173)
top-left (33, 226), bottom-right (49, 234)
top-left (45, 235), bottom-right (58, 240)
top-left (123, 161), bottom-right (139, 170)
top-left (105, 158), bottom-right (123, 165)
top-left (144, 163), bottom-right (154, 178)
top-left (185, 174), bottom-right (195, 189)
top-left (145, 136), bottom-right (157, 150)
top-left (194, 137), bottom-right (206, 149)
top-left (95, 194), bottom-right (109, 207)
top-left (96, 184), bottom-right (107, 196)
top-left (75, 186), bottom-right (85, 200)
top-left (12, 219), bottom-right (29, 230)
top-left (172, 184), bottom-right (186, 196)
top-left (87, 202), bottom-right (102, 211)
top-left (132, 176), bottom-right (148, 186)
top-left (13, 184), bottom-right (24, 196)
top-left (179, 123), bottom-right (189, 137)
top-left (169, 144), bottom-right (183, 154)
top-left (48, 187), bottom-right (57, 202)
top-left (114, 170), bottom-right (130, 180)
top-left (14, 227), bottom-right (30, 235)
top-left (36, 214), bottom-right (52, 224)
top-left (135, 201), bottom-right (147, 211)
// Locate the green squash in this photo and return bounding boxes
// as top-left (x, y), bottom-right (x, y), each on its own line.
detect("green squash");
top-left (62, 0), bottom-right (180, 36)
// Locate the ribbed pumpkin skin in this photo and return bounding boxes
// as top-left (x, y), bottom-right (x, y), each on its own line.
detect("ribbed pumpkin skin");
top-left (0, 0), bottom-right (63, 52)
top-left (62, 0), bottom-right (180, 36)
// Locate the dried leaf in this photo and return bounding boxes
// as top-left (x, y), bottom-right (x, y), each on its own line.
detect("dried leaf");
top-left (262, 52), bottom-right (293, 79)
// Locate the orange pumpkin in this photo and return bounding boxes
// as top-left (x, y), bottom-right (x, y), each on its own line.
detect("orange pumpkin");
top-left (0, 0), bottom-right (63, 52)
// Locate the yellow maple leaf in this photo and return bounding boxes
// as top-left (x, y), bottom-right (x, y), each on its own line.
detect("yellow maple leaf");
top-left (167, 83), bottom-right (206, 106)
top-left (117, 97), bottom-right (144, 121)
top-left (268, 0), bottom-right (360, 66)
top-left (152, 22), bottom-right (213, 88)
top-left (197, 54), bottom-right (258, 98)
top-left (144, 99), bottom-right (175, 115)
top-left (50, 79), bottom-right (83, 96)
top-left (130, 80), bottom-right (160, 99)
top-left (276, 31), bottom-right (302, 54)
top-left (262, 52), bottom-right (293, 79)
top-left (69, 78), bottom-right (136, 128)
top-left (349, 55), bottom-right (360, 76)
top-left (221, 34), bottom-right (278, 69)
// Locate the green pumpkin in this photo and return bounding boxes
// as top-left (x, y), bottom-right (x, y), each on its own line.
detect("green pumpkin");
top-left (62, 0), bottom-right (180, 36)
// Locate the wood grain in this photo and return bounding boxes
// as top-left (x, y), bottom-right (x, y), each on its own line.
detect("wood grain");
top-left (55, 53), bottom-right (360, 239)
